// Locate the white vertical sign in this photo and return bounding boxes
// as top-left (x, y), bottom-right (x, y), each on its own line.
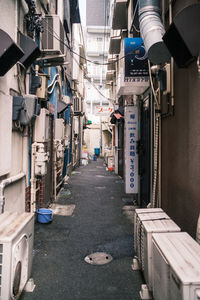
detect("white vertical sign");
top-left (125, 106), bottom-right (139, 194)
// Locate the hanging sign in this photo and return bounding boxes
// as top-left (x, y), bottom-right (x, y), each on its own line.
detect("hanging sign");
top-left (125, 106), bottom-right (139, 194)
top-left (117, 38), bottom-right (149, 96)
top-left (124, 37), bottom-right (148, 79)
top-left (95, 106), bottom-right (113, 115)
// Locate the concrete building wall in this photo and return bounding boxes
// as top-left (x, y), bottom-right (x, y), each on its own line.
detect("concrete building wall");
top-left (161, 0), bottom-right (200, 237)
top-left (86, 0), bottom-right (108, 26)
top-left (84, 126), bottom-right (100, 155)
top-left (0, 0), bottom-right (28, 213)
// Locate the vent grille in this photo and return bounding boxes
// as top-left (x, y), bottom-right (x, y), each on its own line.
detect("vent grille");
top-left (0, 244), bottom-right (3, 298)
top-left (73, 97), bottom-right (82, 113)
top-left (141, 225), bottom-right (145, 271)
top-left (41, 15), bottom-right (65, 55)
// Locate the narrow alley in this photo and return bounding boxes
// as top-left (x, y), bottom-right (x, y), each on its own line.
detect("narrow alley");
top-left (21, 159), bottom-right (143, 300)
top-left (1, 0), bottom-right (200, 299)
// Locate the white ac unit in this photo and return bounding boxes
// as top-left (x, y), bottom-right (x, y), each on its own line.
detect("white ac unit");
top-left (134, 208), bottom-right (164, 263)
top-left (64, 124), bottom-right (71, 146)
top-left (0, 212), bottom-right (34, 300)
top-left (142, 219), bottom-right (180, 291)
top-left (33, 108), bottom-right (50, 143)
top-left (73, 97), bottom-right (82, 113)
top-left (74, 117), bottom-right (79, 134)
top-left (152, 232), bottom-right (200, 300)
top-left (54, 118), bottom-right (65, 140)
top-left (41, 15), bottom-right (65, 55)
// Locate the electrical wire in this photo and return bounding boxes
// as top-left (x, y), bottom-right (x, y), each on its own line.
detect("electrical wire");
top-left (148, 60), bottom-right (159, 108)
top-left (42, 18), bottom-right (144, 66)
top-left (41, 18), bottom-right (144, 102)
top-left (70, 49), bottom-right (114, 102)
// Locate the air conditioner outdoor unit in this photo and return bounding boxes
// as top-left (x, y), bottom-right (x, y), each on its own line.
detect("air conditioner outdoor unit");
top-left (73, 97), bottom-right (82, 113)
top-left (54, 118), bottom-right (65, 140)
top-left (64, 124), bottom-right (71, 146)
top-left (74, 117), bottom-right (79, 134)
top-left (33, 108), bottom-right (50, 143)
top-left (141, 219), bottom-right (180, 292)
top-left (152, 232), bottom-right (200, 300)
top-left (0, 212), bottom-right (34, 300)
top-left (134, 208), bottom-right (164, 263)
top-left (41, 15), bottom-right (65, 55)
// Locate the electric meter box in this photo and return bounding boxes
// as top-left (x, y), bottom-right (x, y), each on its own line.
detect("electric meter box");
top-left (33, 108), bottom-right (49, 142)
top-left (55, 118), bottom-right (65, 140)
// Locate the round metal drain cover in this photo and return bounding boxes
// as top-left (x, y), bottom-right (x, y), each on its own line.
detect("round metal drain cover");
top-left (84, 252), bottom-right (113, 265)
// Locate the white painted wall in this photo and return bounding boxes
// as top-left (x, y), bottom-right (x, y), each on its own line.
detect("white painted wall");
top-left (0, 0), bottom-right (34, 213)
top-left (84, 126), bottom-right (100, 155)
top-left (0, 95), bottom-right (12, 176)
top-left (4, 178), bottom-right (25, 213)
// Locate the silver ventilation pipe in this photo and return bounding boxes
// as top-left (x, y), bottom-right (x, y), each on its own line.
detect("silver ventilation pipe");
top-left (139, 0), bottom-right (170, 65)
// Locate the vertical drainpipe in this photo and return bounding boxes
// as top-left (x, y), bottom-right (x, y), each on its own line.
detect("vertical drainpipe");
top-left (138, 0), bottom-right (170, 65)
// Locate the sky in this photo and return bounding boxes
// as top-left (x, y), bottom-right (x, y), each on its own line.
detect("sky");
top-left (79, 0), bottom-right (86, 26)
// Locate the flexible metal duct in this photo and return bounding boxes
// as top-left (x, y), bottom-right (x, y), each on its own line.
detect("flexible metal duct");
top-left (139, 0), bottom-right (170, 64)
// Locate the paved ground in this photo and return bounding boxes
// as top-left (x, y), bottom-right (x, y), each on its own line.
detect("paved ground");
top-left (21, 159), bottom-right (143, 300)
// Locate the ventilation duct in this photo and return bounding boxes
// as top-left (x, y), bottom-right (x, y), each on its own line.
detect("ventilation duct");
top-left (163, 4), bottom-right (200, 68)
top-left (138, 0), bottom-right (170, 65)
top-left (19, 33), bottom-right (41, 68)
top-left (0, 29), bottom-right (24, 76)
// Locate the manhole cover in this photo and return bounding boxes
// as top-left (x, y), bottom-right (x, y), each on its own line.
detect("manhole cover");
top-left (95, 186), bottom-right (106, 189)
top-left (84, 252), bottom-right (113, 265)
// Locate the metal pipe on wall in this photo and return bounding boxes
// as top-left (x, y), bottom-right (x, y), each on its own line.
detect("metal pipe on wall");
top-left (138, 0), bottom-right (170, 65)
top-left (30, 142), bottom-right (37, 213)
top-left (169, 0), bottom-right (175, 108)
top-left (0, 173), bottom-right (25, 213)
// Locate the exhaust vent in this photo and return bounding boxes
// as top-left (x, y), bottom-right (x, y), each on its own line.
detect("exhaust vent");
top-left (163, 4), bottom-right (200, 68)
top-left (138, 0), bottom-right (170, 65)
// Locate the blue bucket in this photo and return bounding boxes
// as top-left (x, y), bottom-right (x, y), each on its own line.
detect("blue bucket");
top-left (36, 208), bottom-right (53, 224)
top-left (94, 148), bottom-right (100, 156)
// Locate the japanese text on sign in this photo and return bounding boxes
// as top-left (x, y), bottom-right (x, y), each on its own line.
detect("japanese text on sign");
top-left (125, 106), bottom-right (138, 194)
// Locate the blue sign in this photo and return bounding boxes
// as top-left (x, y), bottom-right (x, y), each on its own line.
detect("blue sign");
top-left (124, 38), bottom-right (148, 78)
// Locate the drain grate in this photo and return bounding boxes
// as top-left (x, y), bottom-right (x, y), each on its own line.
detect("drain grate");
top-left (84, 252), bottom-right (113, 265)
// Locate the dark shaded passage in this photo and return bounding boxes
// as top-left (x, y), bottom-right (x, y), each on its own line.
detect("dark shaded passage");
top-left (21, 159), bottom-right (143, 300)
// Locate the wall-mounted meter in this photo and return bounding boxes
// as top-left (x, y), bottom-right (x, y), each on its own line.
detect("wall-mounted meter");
top-left (33, 108), bottom-right (50, 143)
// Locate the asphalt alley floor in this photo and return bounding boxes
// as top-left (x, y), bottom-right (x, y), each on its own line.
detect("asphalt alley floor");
top-left (21, 159), bottom-right (143, 300)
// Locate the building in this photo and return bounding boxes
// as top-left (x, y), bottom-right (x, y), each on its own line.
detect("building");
top-left (83, 0), bottom-right (113, 157)
top-left (108, 0), bottom-right (200, 239)
top-left (0, 1), bottom-right (86, 297)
